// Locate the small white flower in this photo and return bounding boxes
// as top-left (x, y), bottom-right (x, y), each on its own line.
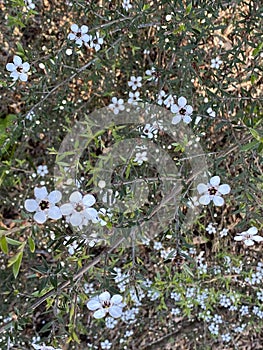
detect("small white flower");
top-left (6, 55), bottom-right (30, 82)
top-left (37, 165), bottom-right (48, 177)
top-left (60, 191), bottom-right (98, 227)
top-left (108, 97), bottom-right (125, 115)
top-left (145, 67), bottom-right (158, 82)
top-left (128, 91), bottom-right (140, 105)
top-left (87, 291), bottom-right (125, 319)
top-left (67, 24), bottom-right (90, 47)
top-left (171, 96), bottom-right (193, 124)
top-left (134, 151), bottom-right (148, 165)
top-left (197, 176), bottom-right (231, 206)
top-left (122, 0), bottom-right (132, 11)
top-left (211, 56), bottom-right (222, 69)
top-left (101, 340), bottom-right (112, 350)
top-left (128, 76), bottom-right (142, 90)
top-left (24, 0), bottom-right (35, 10)
top-left (140, 123), bottom-right (158, 139)
top-left (206, 222), bottom-right (216, 235)
top-left (32, 344), bottom-right (62, 350)
top-left (220, 228), bottom-right (229, 237)
top-left (156, 90), bottom-right (166, 105)
top-left (98, 207), bottom-right (112, 226)
top-left (89, 32), bottom-right (104, 52)
top-left (164, 94), bottom-right (175, 109)
top-left (234, 227), bottom-right (263, 246)
top-left (153, 241), bottom-right (163, 250)
top-left (207, 107), bottom-right (216, 118)
top-left (24, 186), bottom-right (62, 224)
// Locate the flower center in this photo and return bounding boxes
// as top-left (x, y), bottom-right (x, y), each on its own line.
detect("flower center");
top-left (39, 200), bottom-right (50, 210)
top-left (76, 31), bottom-right (82, 38)
top-left (16, 66), bottom-right (23, 73)
top-left (208, 187), bottom-right (217, 196)
top-left (75, 203), bottom-right (84, 212)
top-left (102, 300), bottom-right (111, 308)
top-left (179, 108), bottom-right (186, 115)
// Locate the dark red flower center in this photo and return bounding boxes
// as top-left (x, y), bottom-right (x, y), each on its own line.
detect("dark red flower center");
top-left (208, 187), bottom-right (217, 196)
top-left (39, 200), bottom-right (49, 210)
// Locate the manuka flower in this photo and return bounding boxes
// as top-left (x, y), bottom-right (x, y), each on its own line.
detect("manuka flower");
top-left (234, 227), bottom-right (263, 246)
top-left (134, 151), bottom-right (148, 165)
top-left (60, 191), bottom-right (98, 228)
top-left (67, 24), bottom-right (90, 47)
top-left (128, 91), bottom-right (140, 105)
top-left (24, 187), bottom-right (62, 224)
top-left (122, 0), bottom-right (132, 11)
top-left (89, 32), bottom-right (104, 51)
top-left (6, 55), bottom-right (30, 82)
top-left (108, 97), bottom-right (125, 115)
top-left (211, 56), bottom-right (222, 69)
top-left (128, 76), bottom-right (142, 90)
top-left (197, 176), bottom-right (231, 206)
top-left (171, 96), bottom-right (193, 124)
top-left (37, 165), bottom-right (48, 177)
top-left (32, 344), bottom-right (62, 350)
top-left (87, 291), bottom-right (125, 319)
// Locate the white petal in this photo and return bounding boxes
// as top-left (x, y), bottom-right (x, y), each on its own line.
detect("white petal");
top-left (22, 62), bottom-right (30, 72)
top-left (25, 199), bottom-right (38, 212)
top-left (10, 71), bottom-right (19, 80)
top-left (85, 208), bottom-right (99, 221)
top-left (199, 195), bottom-right (210, 205)
top-left (170, 104), bottom-right (179, 114)
top-left (244, 239), bottom-right (254, 246)
top-left (68, 33), bottom-right (76, 40)
top-left (210, 176), bottom-right (220, 187)
top-left (218, 184), bottom-right (230, 195)
top-left (34, 186), bottom-right (48, 200)
top-left (71, 23), bottom-right (79, 32)
top-left (213, 195), bottom-right (224, 206)
top-left (197, 183), bottom-right (207, 194)
top-left (109, 306), bottom-right (122, 318)
top-left (48, 206), bottom-right (62, 220)
top-left (87, 297), bottom-right (101, 311)
top-left (93, 308), bottom-right (106, 319)
top-left (111, 294), bottom-right (123, 304)
top-left (48, 190), bottom-right (62, 204)
top-left (177, 96), bottom-right (187, 107)
top-left (185, 105), bottom-right (193, 114)
top-left (70, 213), bottom-right (83, 226)
top-left (34, 211), bottom-right (47, 224)
top-left (234, 235), bottom-right (243, 241)
top-left (183, 115), bottom-right (192, 124)
top-left (253, 235), bottom-right (263, 242)
top-left (83, 194), bottom-right (96, 207)
top-left (99, 291), bottom-right (111, 302)
top-left (75, 39), bottom-right (83, 47)
top-left (69, 191), bottom-right (82, 203)
top-left (247, 227), bottom-right (258, 236)
top-left (20, 73), bottom-right (28, 82)
top-left (13, 55), bottom-right (22, 66)
top-left (60, 203), bottom-right (74, 215)
top-left (82, 34), bottom-right (90, 43)
top-left (171, 115), bottom-right (181, 125)
top-left (81, 25), bottom-right (89, 33)
top-left (6, 63), bottom-right (16, 72)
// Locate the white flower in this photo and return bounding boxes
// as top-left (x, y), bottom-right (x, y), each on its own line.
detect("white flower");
top-left (32, 344), bottom-right (62, 350)
top-left (207, 107), bottom-right (216, 118)
top-left (67, 24), bottom-right (90, 47)
top-left (101, 340), bottom-right (112, 350)
top-left (234, 227), bottom-right (263, 246)
top-left (24, 0), bottom-right (35, 10)
top-left (220, 228), bottom-right (229, 237)
top-left (128, 91), bottom-right (140, 105)
top-left (128, 76), bottom-right (142, 90)
top-left (153, 241), bottom-right (163, 250)
top-left (134, 151), bottom-right (148, 165)
top-left (98, 208), bottom-right (112, 226)
top-left (122, 0), bottom-right (132, 11)
top-left (6, 55), bottom-right (30, 82)
top-left (211, 56), bottom-right (222, 69)
top-left (206, 222), bottom-right (216, 235)
top-left (108, 97), bottom-right (125, 115)
top-left (171, 96), bottom-right (193, 124)
top-left (87, 291), bottom-right (125, 319)
top-left (89, 32), bottom-right (104, 52)
top-left (145, 67), bottom-right (158, 81)
top-left (197, 176), bottom-right (231, 206)
top-left (37, 165), bottom-right (48, 177)
top-left (140, 123), bottom-right (158, 139)
top-left (164, 94), bottom-right (175, 109)
top-left (60, 191), bottom-right (98, 227)
top-left (156, 90), bottom-right (166, 105)
top-left (24, 186), bottom-right (62, 224)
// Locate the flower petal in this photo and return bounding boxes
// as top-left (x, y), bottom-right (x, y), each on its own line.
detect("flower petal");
top-left (13, 55), bottom-right (22, 66)
top-left (183, 115), bottom-right (192, 124)
top-left (177, 96), bottom-right (187, 107)
top-left (34, 186), bottom-right (48, 200)
top-left (71, 23), bottom-right (79, 32)
top-left (69, 191), bottom-right (82, 203)
top-left (22, 62), bottom-right (30, 72)
top-left (33, 211), bottom-right (47, 224)
top-left (218, 184), bottom-right (230, 195)
top-left (48, 206), bottom-right (62, 220)
top-left (253, 235), bottom-right (263, 242)
top-left (20, 73), bottom-right (28, 82)
top-left (213, 195), bottom-right (224, 206)
top-left (247, 227), bottom-right (258, 236)
top-left (234, 235), bottom-right (243, 241)
top-left (87, 297), bottom-right (101, 311)
top-left (6, 63), bottom-right (16, 72)
top-left (244, 239), bottom-right (254, 246)
top-left (99, 291), bottom-right (111, 302)
top-left (210, 176), bottom-right (220, 187)
top-left (170, 104), bottom-right (179, 114)
top-left (197, 183), bottom-right (207, 194)
top-left (81, 25), bottom-right (89, 33)
top-left (48, 190), bottom-right (62, 204)
top-left (171, 115), bottom-right (181, 125)
top-left (111, 294), bottom-right (123, 304)
top-left (83, 194), bottom-right (96, 207)
top-left (25, 199), bottom-right (38, 212)
top-left (199, 194), bottom-right (210, 205)
top-left (93, 308), bottom-right (106, 319)
top-left (70, 212), bottom-right (83, 226)
top-left (85, 208), bottom-right (99, 222)
top-left (109, 305), bottom-right (123, 318)
top-left (60, 203), bottom-right (74, 215)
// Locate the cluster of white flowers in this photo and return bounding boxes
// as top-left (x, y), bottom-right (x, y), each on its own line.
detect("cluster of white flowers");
top-left (67, 24), bottom-right (103, 51)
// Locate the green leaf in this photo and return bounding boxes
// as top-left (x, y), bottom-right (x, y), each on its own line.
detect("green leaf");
top-left (0, 235), bottom-right (8, 254)
top-left (252, 42), bottom-right (263, 56)
top-left (28, 236), bottom-right (35, 253)
top-left (241, 139), bottom-right (258, 151)
top-left (6, 237), bottom-right (21, 246)
top-left (8, 251), bottom-right (23, 278)
top-left (186, 3), bottom-right (192, 15)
